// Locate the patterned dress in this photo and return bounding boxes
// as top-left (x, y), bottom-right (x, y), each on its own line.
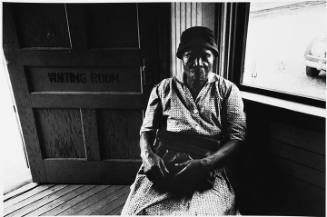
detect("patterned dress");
top-left (121, 72), bottom-right (246, 215)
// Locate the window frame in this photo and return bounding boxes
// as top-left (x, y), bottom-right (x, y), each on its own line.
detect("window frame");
top-left (218, 2), bottom-right (325, 108)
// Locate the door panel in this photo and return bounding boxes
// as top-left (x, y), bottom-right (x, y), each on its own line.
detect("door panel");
top-left (97, 109), bottom-right (143, 159)
top-left (86, 4), bottom-right (140, 48)
top-left (13, 3), bottom-right (70, 48)
top-left (3, 3), bottom-right (170, 184)
top-left (35, 109), bottom-right (85, 159)
top-left (27, 67), bottom-right (142, 93)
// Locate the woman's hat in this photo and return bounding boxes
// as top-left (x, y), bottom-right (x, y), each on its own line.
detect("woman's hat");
top-left (176, 26), bottom-right (219, 59)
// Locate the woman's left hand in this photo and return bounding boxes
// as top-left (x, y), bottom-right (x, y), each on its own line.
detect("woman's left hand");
top-left (173, 159), bottom-right (210, 185)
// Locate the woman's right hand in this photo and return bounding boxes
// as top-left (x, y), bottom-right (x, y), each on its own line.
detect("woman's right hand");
top-left (141, 151), bottom-right (169, 182)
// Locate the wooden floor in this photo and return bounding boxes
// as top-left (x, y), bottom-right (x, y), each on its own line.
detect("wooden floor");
top-left (3, 183), bottom-right (130, 216)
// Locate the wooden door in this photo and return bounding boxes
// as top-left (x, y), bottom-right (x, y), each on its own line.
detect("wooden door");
top-left (3, 3), bottom-right (170, 184)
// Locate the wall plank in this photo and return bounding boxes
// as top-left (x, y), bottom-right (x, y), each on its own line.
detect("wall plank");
top-left (270, 122), bottom-right (325, 155)
top-left (177, 3), bottom-right (182, 75)
top-left (273, 157), bottom-right (324, 188)
top-left (289, 178), bottom-right (325, 216)
top-left (186, 3), bottom-right (191, 28)
top-left (191, 3), bottom-right (196, 26)
top-left (196, 3), bottom-right (202, 25)
top-left (180, 3), bottom-right (186, 33)
top-left (171, 4), bottom-right (176, 78)
top-left (271, 139), bottom-right (324, 172)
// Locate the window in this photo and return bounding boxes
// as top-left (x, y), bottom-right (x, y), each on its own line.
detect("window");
top-left (242, 1), bottom-right (326, 104)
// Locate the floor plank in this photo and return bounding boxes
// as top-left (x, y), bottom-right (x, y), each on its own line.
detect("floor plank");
top-left (3, 183), bottom-right (38, 202)
top-left (7, 185), bottom-right (81, 217)
top-left (84, 186), bottom-right (129, 215)
top-left (4, 185), bottom-right (54, 209)
top-left (3, 184), bottom-right (130, 216)
top-left (24, 185), bottom-right (95, 217)
top-left (109, 202), bottom-right (127, 215)
top-left (40, 185), bottom-right (108, 216)
top-left (106, 191), bottom-right (129, 215)
top-left (57, 185), bottom-right (122, 215)
top-left (92, 187), bottom-right (130, 215)
top-left (4, 185), bottom-right (67, 216)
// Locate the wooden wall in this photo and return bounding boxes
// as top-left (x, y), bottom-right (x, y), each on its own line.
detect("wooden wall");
top-left (238, 101), bottom-right (325, 216)
top-left (171, 3), bottom-right (216, 77)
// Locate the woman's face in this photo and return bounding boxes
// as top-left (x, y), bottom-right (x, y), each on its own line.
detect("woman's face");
top-left (182, 48), bottom-right (215, 83)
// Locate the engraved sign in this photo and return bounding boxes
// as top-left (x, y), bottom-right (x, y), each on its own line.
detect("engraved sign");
top-left (46, 72), bottom-right (120, 84)
top-left (27, 67), bottom-right (141, 93)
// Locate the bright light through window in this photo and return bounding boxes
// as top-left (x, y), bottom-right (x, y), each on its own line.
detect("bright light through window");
top-left (243, 1), bottom-right (326, 101)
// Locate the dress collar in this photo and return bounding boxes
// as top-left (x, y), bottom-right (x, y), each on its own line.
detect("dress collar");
top-left (174, 71), bottom-right (218, 85)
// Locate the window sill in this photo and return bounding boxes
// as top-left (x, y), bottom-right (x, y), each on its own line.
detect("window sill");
top-left (240, 91), bottom-right (326, 118)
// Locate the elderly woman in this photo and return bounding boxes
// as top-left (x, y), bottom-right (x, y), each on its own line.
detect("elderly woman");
top-left (121, 26), bottom-right (246, 215)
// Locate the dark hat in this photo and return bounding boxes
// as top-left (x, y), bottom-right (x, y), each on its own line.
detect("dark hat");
top-left (176, 26), bottom-right (219, 59)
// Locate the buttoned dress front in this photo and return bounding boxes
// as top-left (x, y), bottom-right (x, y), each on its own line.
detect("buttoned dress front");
top-left (121, 72), bottom-right (246, 215)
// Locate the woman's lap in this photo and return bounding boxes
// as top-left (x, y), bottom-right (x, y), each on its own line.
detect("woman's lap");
top-left (121, 168), bottom-right (238, 215)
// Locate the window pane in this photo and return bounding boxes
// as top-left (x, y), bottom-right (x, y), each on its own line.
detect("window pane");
top-left (243, 1), bottom-right (326, 101)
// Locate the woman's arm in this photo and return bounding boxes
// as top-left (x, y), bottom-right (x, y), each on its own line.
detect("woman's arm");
top-left (201, 83), bottom-right (246, 170)
top-left (139, 83), bottom-right (169, 180)
top-left (200, 139), bottom-right (241, 170)
top-left (140, 131), bottom-right (169, 179)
